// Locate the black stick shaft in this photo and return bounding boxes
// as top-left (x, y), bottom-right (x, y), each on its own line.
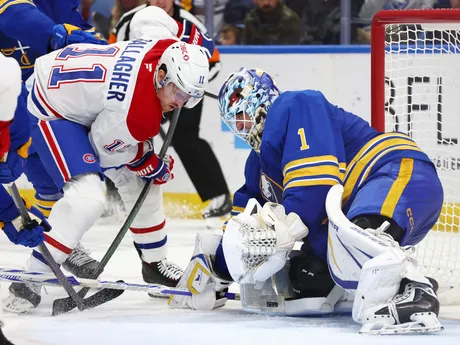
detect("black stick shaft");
top-left (8, 183), bottom-right (87, 311)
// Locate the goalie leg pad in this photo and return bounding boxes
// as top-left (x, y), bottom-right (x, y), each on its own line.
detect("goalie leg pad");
top-left (326, 185), bottom-right (400, 292)
top-left (168, 233), bottom-right (232, 310)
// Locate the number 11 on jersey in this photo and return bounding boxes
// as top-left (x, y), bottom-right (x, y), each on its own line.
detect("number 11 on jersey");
top-left (297, 128), bottom-right (310, 150)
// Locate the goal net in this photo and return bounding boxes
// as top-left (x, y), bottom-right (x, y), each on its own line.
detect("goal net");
top-left (371, 9), bottom-right (460, 303)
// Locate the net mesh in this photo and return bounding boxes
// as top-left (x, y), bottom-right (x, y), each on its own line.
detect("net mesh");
top-left (384, 21), bottom-right (460, 293)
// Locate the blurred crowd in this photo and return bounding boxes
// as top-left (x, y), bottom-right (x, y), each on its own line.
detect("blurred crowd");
top-left (81, 0), bottom-right (460, 45)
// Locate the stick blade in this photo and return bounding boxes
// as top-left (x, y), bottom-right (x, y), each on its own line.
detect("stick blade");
top-left (52, 287), bottom-right (124, 316)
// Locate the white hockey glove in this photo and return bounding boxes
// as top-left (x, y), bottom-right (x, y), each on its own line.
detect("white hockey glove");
top-left (168, 233), bottom-right (232, 311)
top-left (223, 199), bottom-right (308, 287)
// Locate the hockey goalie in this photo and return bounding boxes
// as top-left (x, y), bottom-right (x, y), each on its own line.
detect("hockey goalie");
top-left (168, 67), bottom-right (444, 335)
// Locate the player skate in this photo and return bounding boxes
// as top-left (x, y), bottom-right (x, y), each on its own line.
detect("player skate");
top-left (3, 282), bottom-right (42, 314)
top-left (134, 244), bottom-right (182, 297)
top-left (62, 243), bottom-right (102, 279)
top-left (202, 194), bottom-right (232, 219)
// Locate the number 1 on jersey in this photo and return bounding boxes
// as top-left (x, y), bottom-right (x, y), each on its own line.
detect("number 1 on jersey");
top-left (297, 128), bottom-right (310, 150)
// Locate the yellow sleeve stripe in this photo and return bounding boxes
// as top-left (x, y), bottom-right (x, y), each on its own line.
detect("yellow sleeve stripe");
top-left (36, 206), bottom-right (51, 218)
top-left (283, 155), bottom-right (341, 176)
top-left (232, 206), bottom-right (245, 213)
top-left (284, 177), bottom-right (340, 190)
top-left (35, 199), bottom-right (57, 208)
top-left (0, 0), bottom-right (34, 14)
top-left (283, 164), bottom-right (344, 187)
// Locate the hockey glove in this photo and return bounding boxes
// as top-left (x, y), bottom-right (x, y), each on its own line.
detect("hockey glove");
top-left (1, 198), bottom-right (51, 248)
top-left (127, 151), bottom-right (174, 185)
top-left (0, 138), bottom-right (31, 184)
top-left (50, 24), bottom-right (108, 51)
top-left (0, 121), bottom-right (11, 162)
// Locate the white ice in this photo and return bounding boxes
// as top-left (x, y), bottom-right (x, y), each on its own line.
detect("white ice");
top-left (1, 218), bottom-right (460, 345)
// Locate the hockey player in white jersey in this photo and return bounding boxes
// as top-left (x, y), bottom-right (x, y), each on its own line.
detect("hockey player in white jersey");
top-left (3, 6), bottom-right (211, 313)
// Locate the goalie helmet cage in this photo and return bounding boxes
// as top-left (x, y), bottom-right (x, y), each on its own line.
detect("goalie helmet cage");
top-left (371, 9), bottom-right (460, 304)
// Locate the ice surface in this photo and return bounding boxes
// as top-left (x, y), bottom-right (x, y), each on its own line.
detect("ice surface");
top-left (1, 218), bottom-right (460, 345)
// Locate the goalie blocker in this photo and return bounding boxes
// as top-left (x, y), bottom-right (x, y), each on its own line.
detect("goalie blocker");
top-left (170, 187), bottom-right (443, 335)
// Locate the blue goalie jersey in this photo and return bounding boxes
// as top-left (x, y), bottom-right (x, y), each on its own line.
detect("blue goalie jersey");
top-left (232, 90), bottom-right (435, 260)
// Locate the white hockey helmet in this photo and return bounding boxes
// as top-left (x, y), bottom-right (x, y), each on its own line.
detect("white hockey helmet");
top-left (156, 41), bottom-right (210, 108)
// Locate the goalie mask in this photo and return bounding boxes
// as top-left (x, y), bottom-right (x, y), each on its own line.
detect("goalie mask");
top-left (218, 67), bottom-right (280, 152)
top-left (156, 41), bottom-right (210, 108)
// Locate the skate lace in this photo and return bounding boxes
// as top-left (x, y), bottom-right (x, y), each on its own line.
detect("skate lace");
top-left (158, 260), bottom-right (183, 280)
top-left (67, 244), bottom-right (95, 267)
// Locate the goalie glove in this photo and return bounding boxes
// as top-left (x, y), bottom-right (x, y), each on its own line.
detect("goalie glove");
top-left (223, 199), bottom-right (308, 287)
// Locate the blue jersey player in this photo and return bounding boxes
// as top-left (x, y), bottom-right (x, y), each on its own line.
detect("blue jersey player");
top-left (170, 68), bottom-right (444, 334)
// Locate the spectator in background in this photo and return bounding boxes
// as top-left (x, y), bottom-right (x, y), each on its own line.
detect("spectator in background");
top-left (434, 0), bottom-right (460, 7)
top-left (300, 0), bottom-right (364, 44)
top-left (223, 0), bottom-right (254, 27)
top-left (177, 0), bottom-right (229, 38)
top-left (243, 0), bottom-right (301, 44)
top-left (357, 0), bottom-right (435, 43)
top-left (218, 24), bottom-right (242, 44)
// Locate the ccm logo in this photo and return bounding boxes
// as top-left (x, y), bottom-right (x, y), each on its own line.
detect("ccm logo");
top-left (180, 42), bottom-right (189, 61)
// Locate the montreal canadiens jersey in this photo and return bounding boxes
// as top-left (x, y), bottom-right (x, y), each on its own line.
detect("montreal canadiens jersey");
top-left (232, 90), bottom-right (433, 260)
top-left (27, 6), bottom-right (192, 169)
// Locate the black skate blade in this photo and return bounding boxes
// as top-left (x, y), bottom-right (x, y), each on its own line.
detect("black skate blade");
top-left (52, 285), bottom-right (124, 316)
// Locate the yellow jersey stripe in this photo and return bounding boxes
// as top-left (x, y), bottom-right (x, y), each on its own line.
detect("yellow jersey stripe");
top-left (348, 133), bottom-right (414, 169)
top-left (36, 206), bottom-right (51, 218)
top-left (358, 144), bottom-right (421, 186)
top-left (0, 0), bottom-right (34, 14)
top-left (283, 155), bottom-right (340, 176)
top-left (283, 165), bottom-right (344, 187)
top-left (284, 177), bottom-right (340, 190)
top-left (342, 137), bottom-right (419, 205)
top-left (36, 199), bottom-right (57, 208)
top-left (380, 158), bottom-right (414, 217)
top-left (232, 206), bottom-right (244, 213)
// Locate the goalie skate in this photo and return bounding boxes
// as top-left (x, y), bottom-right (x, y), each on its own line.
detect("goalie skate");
top-left (3, 282), bottom-right (41, 314)
top-left (360, 313), bottom-right (443, 335)
top-left (359, 279), bottom-right (443, 335)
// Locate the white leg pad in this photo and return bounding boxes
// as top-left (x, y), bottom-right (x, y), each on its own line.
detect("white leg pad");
top-left (31, 173), bottom-right (105, 265)
top-left (105, 167), bottom-right (167, 262)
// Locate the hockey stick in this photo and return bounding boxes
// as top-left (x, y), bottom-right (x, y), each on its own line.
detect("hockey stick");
top-left (7, 183), bottom-right (88, 311)
top-left (0, 267), bottom-right (240, 300)
top-left (52, 107), bottom-right (182, 316)
top-left (204, 91), bottom-right (218, 100)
